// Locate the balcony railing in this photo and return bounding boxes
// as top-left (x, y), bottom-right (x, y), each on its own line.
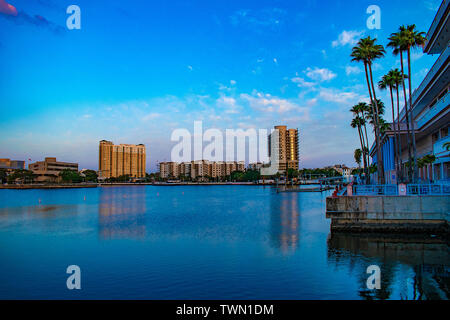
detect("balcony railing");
top-left (411, 45), bottom-right (450, 109)
top-left (434, 135), bottom-right (450, 156)
top-left (416, 91), bottom-right (450, 129)
top-left (398, 45), bottom-right (450, 121)
top-left (353, 184), bottom-right (450, 196)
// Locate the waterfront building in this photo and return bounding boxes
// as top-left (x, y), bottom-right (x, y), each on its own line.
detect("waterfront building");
top-left (99, 140), bottom-right (146, 179)
top-left (0, 159), bottom-right (25, 171)
top-left (28, 157), bottom-right (78, 182)
top-left (268, 125), bottom-right (300, 173)
top-left (372, 1), bottom-right (449, 183)
top-left (158, 160), bottom-right (245, 180)
top-left (248, 163), bottom-right (264, 171)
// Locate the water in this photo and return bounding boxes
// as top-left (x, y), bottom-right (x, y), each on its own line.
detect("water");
top-left (0, 186), bottom-right (448, 300)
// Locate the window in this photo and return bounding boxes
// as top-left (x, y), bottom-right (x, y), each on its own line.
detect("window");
top-left (441, 127), bottom-right (448, 138)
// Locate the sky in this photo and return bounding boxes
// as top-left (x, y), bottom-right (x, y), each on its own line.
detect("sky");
top-left (0, 0), bottom-right (443, 171)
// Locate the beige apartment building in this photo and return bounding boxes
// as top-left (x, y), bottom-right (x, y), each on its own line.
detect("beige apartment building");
top-left (29, 157), bottom-right (79, 182)
top-left (159, 160), bottom-right (245, 180)
top-left (269, 125), bottom-right (300, 173)
top-left (99, 140), bottom-right (146, 179)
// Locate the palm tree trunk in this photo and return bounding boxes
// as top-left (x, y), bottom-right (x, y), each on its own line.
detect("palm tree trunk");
top-left (407, 47), bottom-right (419, 182)
top-left (389, 85), bottom-right (399, 183)
top-left (396, 86), bottom-right (403, 183)
top-left (400, 50), bottom-right (413, 182)
top-left (362, 111), bottom-right (371, 184)
top-left (368, 63), bottom-right (385, 184)
top-left (358, 125), bottom-right (368, 175)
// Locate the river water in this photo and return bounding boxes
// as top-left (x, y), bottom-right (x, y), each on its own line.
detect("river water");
top-left (0, 186), bottom-right (448, 299)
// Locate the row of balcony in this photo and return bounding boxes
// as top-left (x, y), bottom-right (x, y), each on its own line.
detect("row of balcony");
top-left (416, 91), bottom-right (449, 129)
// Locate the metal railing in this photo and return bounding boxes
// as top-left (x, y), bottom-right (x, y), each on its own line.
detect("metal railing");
top-left (353, 185), bottom-right (398, 196)
top-left (353, 184), bottom-right (450, 196)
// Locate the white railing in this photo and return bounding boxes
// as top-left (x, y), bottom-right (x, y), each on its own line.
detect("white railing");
top-left (353, 184), bottom-right (450, 196)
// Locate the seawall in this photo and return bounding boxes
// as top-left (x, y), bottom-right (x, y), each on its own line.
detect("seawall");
top-left (326, 195), bottom-right (450, 235)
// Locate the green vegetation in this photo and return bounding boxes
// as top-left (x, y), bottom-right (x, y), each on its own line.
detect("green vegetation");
top-left (0, 169), bottom-right (8, 184)
top-left (82, 170), bottom-right (98, 182)
top-left (230, 170), bottom-right (260, 182)
top-left (6, 169), bottom-right (35, 184)
top-left (59, 169), bottom-right (83, 183)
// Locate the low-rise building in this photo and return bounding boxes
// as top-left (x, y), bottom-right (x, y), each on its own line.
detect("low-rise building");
top-left (28, 157), bottom-right (78, 182)
top-left (0, 158), bottom-right (25, 171)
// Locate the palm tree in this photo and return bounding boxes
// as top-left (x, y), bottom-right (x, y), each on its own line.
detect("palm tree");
top-left (403, 25), bottom-right (426, 183)
top-left (351, 116), bottom-right (368, 181)
top-left (351, 103), bottom-right (370, 181)
top-left (351, 37), bottom-right (386, 184)
top-left (354, 148), bottom-right (363, 180)
top-left (388, 29), bottom-right (413, 182)
top-left (388, 25), bottom-right (425, 182)
top-left (378, 71), bottom-right (400, 181)
top-left (391, 69), bottom-right (408, 182)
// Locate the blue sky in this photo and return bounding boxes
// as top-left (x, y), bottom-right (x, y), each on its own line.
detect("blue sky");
top-left (0, 0), bottom-right (442, 171)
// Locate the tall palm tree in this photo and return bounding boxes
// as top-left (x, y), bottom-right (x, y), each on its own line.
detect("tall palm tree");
top-left (351, 103), bottom-right (370, 181)
top-left (378, 71), bottom-right (400, 182)
top-left (391, 69), bottom-right (408, 182)
top-left (354, 148), bottom-right (363, 180)
top-left (351, 37), bottom-right (386, 184)
top-left (403, 25), bottom-right (426, 183)
top-left (351, 115), bottom-right (368, 181)
top-left (353, 102), bottom-right (371, 177)
top-left (388, 26), bottom-right (425, 182)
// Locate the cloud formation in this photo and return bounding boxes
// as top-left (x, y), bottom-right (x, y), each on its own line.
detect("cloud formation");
top-left (332, 30), bottom-right (364, 47)
top-left (305, 67), bottom-right (337, 82)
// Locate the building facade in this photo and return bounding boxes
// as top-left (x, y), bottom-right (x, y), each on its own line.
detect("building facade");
top-left (268, 125), bottom-right (300, 173)
top-left (0, 159), bottom-right (25, 171)
top-left (372, 1), bottom-right (449, 183)
top-left (28, 157), bottom-right (78, 182)
top-left (159, 160), bottom-right (245, 180)
top-left (99, 140), bottom-right (146, 179)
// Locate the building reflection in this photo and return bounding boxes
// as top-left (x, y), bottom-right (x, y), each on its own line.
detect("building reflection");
top-left (98, 187), bottom-right (146, 239)
top-left (327, 233), bottom-right (449, 300)
top-left (270, 193), bottom-right (300, 254)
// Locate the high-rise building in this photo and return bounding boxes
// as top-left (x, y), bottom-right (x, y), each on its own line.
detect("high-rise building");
top-left (269, 125), bottom-right (300, 173)
top-left (99, 140), bottom-right (146, 179)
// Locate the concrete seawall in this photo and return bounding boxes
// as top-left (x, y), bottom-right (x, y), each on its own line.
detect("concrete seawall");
top-left (326, 196), bottom-right (450, 234)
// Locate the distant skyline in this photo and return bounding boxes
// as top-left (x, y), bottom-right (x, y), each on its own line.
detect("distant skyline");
top-left (0, 0), bottom-right (442, 171)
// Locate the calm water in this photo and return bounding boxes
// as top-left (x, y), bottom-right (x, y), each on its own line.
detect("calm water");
top-left (0, 186), bottom-right (448, 300)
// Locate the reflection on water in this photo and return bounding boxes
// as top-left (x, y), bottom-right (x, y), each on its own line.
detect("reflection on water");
top-left (328, 233), bottom-right (450, 300)
top-left (270, 193), bottom-right (300, 254)
top-left (98, 187), bottom-right (147, 239)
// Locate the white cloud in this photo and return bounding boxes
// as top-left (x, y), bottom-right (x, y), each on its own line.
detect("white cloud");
top-left (319, 88), bottom-right (368, 104)
top-left (230, 80), bottom-right (236, 85)
top-left (332, 30), bottom-right (364, 47)
top-left (305, 67), bottom-right (337, 82)
top-left (216, 96), bottom-right (240, 114)
top-left (187, 65), bottom-right (193, 71)
top-left (241, 91), bottom-right (301, 114)
top-left (291, 77), bottom-right (316, 88)
top-left (345, 66), bottom-right (362, 76)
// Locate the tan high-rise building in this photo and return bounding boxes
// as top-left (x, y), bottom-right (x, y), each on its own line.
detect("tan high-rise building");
top-left (269, 126), bottom-right (300, 173)
top-left (99, 140), bottom-right (146, 179)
